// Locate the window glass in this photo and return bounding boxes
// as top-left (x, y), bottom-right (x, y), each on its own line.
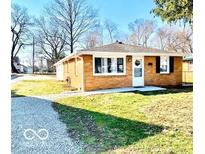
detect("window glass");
top-left (101, 58), bottom-right (107, 73)
top-left (95, 57), bottom-right (124, 74)
top-left (134, 68), bottom-right (142, 77)
top-left (134, 59), bottom-right (142, 77)
top-left (95, 58), bottom-right (102, 73)
top-left (135, 60), bottom-right (141, 67)
top-left (107, 58), bottom-right (112, 73)
top-left (160, 56), bottom-right (169, 73)
top-left (94, 58), bottom-right (124, 74)
top-left (117, 58), bottom-right (124, 73)
top-left (111, 58), bottom-right (117, 73)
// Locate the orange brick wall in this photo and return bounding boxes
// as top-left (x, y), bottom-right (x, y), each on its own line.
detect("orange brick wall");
top-left (63, 57), bottom-right (83, 90)
top-left (62, 55), bottom-right (182, 91)
top-left (144, 56), bottom-right (182, 86)
top-left (83, 55), bottom-right (132, 91)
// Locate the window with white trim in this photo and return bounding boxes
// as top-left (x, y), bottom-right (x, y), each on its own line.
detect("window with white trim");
top-left (160, 56), bottom-right (169, 73)
top-left (117, 58), bottom-right (124, 73)
top-left (94, 57), bottom-right (125, 75)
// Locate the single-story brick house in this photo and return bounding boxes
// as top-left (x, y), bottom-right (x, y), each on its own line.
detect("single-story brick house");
top-left (54, 42), bottom-right (190, 91)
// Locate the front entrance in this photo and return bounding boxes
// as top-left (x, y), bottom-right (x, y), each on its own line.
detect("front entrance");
top-left (132, 56), bottom-right (144, 87)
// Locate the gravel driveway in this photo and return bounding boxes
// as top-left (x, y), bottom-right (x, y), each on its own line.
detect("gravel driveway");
top-left (11, 96), bottom-right (84, 154)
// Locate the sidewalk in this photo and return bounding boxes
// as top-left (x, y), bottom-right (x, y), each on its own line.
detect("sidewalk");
top-left (34, 86), bottom-right (166, 101)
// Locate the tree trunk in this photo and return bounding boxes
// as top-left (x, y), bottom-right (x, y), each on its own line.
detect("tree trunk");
top-left (70, 28), bottom-right (74, 53)
top-left (70, 43), bottom-right (73, 53)
top-left (11, 57), bottom-right (19, 73)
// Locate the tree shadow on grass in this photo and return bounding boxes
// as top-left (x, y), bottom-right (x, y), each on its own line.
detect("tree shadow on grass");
top-left (52, 102), bottom-right (164, 153)
top-left (11, 74), bottom-right (23, 80)
top-left (11, 90), bottom-right (26, 97)
top-left (135, 86), bottom-right (193, 96)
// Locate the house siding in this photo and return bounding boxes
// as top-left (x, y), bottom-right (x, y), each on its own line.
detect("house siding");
top-left (83, 55), bottom-right (132, 91)
top-left (61, 55), bottom-right (182, 91)
top-left (63, 57), bottom-right (83, 90)
top-left (144, 56), bottom-right (182, 86)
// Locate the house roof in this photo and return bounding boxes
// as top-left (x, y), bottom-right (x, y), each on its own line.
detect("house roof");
top-left (80, 42), bottom-right (172, 53)
top-left (54, 42), bottom-right (191, 66)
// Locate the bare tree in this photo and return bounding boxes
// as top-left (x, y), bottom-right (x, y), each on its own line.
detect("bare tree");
top-left (128, 19), bottom-right (155, 47)
top-left (142, 20), bottom-right (155, 47)
top-left (47, 0), bottom-right (97, 53)
top-left (154, 27), bottom-right (170, 50)
top-left (169, 28), bottom-right (193, 53)
top-left (128, 33), bottom-right (138, 45)
top-left (84, 23), bottom-right (103, 48)
top-left (11, 4), bottom-right (31, 72)
top-left (104, 19), bottom-right (118, 43)
top-left (184, 28), bottom-right (193, 53)
top-left (85, 30), bottom-right (103, 48)
top-left (35, 17), bottom-right (68, 66)
top-left (153, 26), bottom-right (193, 53)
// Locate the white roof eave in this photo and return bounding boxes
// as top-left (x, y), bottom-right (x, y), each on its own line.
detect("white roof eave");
top-left (54, 51), bottom-right (83, 66)
top-left (84, 51), bottom-right (190, 57)
top-left (54, 50), bottom-right (191, 65)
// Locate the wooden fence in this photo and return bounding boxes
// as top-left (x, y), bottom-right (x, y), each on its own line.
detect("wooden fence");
top-left (182, 71), bottom-right (193, 83)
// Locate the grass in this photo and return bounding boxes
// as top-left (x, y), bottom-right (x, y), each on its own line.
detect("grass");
top-left (11, 80), bottom-right (76, 97)
top-left (53, 87), bottom-right (193, 154)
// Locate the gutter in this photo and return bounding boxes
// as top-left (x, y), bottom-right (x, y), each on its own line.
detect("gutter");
top-left (78, 56), bottom-right (84, 92)
top-left (54, 50), bottom-right (192, 66)
top-left (54, 51), bottom-right (84, 66)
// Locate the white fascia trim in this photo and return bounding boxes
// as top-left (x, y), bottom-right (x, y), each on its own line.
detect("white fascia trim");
top-left (54, 51), bottom-right (83, 66)
top-left (81, 51), bottom-right (190, 57)
top-left (54, 50), bottom-right (191, 66)
top-left (92, 52), bottom-right (127, 57)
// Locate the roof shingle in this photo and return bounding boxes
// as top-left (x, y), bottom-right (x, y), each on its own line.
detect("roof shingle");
top-left (80, 42), bottom-right (176, 53)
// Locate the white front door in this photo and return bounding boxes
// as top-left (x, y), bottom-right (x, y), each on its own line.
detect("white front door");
top-left (132, 56), bottom-right (144, 87)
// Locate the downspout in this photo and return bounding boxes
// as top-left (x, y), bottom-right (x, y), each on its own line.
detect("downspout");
top-left (78, 56), bottom-right (84, 92)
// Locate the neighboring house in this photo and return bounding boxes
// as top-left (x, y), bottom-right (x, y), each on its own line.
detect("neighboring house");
top-left (13, 57), bottom-right (21, 73)
top-left (55, 63), bottom-right (64, 80)
top-left (183, 56), bottom-right (193, 83)
top-left (26, 66), bottom-right (33, 74)
top-left (54, 42), bottom-right (190, 91)
top-left (19, 64), bottom-right (27, 73)
top-left (13, 57), bottom-right (27, 73)
top-left (46, 59), bottom-right (55, 72)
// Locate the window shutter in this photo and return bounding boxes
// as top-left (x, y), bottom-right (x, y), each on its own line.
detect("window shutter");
top-left (156, 56), bottom-right (160, 73)
top-left (169, 56), bottom-right (174, 73)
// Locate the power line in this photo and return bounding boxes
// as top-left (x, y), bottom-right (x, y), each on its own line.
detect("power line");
top-left (32, 36), bottom-right (35, 74)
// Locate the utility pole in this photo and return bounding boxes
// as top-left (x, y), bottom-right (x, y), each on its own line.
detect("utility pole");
top-left (32, 36), bottom-right (35, 74)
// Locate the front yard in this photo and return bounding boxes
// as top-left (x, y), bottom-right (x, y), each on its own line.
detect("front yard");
top-left (11, 80), bottom-right (74, 97)
top-left (11, 78), bottom-right (192, 153)
top-left (53, 87), bottom-right (192, 153)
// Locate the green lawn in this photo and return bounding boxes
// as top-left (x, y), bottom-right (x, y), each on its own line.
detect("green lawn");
top-left (11, 80), bottom-right (74, 97)
top-left (53, 87), bottom-right (193, 154)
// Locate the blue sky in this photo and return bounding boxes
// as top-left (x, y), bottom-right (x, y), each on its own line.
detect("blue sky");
top-left (12, 0), bottom-right (168, 63)
top-left (13, 0), bottom-right (166, 33)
